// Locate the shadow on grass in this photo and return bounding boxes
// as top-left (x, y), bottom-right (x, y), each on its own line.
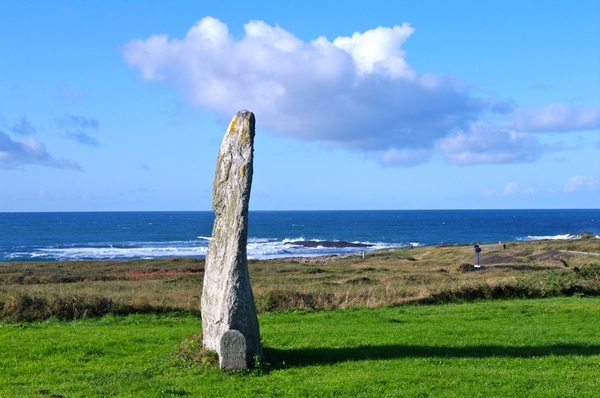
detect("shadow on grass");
top-left (265, 344), bottom-right (600, 367)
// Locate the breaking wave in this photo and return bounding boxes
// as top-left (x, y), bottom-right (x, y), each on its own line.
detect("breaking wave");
top-left (521, 233), bottom-right (599, 241)
top-left (5, 237), bottom-right (411, 262)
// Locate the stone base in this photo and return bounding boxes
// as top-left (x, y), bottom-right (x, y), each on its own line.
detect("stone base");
top-left (219, 330), bottom-right (248, 370)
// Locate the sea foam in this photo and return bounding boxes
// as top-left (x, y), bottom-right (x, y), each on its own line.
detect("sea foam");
top-left (524, 234), bottom-right (585, 241)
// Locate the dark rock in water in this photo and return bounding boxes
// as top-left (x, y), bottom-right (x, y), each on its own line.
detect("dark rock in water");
top-left (201, 109), bottom-right (262, 368)
top-left (289, 240), bottom-right (373, 248)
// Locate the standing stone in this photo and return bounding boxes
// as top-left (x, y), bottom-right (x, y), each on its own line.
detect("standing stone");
top-left (201, 110), bottom-right (263, 367)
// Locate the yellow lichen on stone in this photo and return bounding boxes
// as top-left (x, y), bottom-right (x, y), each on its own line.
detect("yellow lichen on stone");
top-left (229, 117), bottom-right (237, 134)
top-left (240, 119), bottom-right (248, 142)
top-left (239, 166), bottom-right (245, 175)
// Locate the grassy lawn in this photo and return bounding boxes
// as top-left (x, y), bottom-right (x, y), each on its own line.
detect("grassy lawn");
top-left (1, 296), bottom-right (599, 397)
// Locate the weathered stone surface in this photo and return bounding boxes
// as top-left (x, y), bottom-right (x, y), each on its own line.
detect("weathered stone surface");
top-left (201, 109), bottom-right (263, 365)
top-left (219, 329), bottom-right (247, 370)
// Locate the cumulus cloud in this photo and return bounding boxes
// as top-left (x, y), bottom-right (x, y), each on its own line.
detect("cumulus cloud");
top-left (0, 130), bottom-right (80, 170)
top-left (122, 18), bottom-right (485, 156)
top-left (512, 104), bottom-right (600, 133)
top-left (55, 113), bottom-right (100, 147)
top-left (121, 17), bottom-right (598, 167)
top-left (436, 122), bottom-right (544, 165)
top-left (564, 175), bottom-right (600, 192)
top-left (331, 24), bottom-right (415, 78)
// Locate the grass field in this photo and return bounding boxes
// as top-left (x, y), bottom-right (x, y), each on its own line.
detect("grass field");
top-left (1, 297), bottom-right (599, 397)
top-left (0, 239), bottom-right (599, 396)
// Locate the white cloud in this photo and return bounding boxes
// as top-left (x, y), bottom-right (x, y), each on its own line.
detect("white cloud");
top-left (0, 130), bottom-right (80, 170)
top-left (436, 122), bottom-right (544, 165)
top-left (121, 17), bottom-right (597, 167)
top-left (332, 24), bottom-right (415, 78)
top-left (122, 18), bottom-right (484, 158)
top-left (512, 104), bottom-right (600, 133)
top-left (564, 175), bottom-right (600, 192)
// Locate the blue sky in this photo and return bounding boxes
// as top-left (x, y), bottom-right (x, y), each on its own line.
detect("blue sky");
top-left (1, 0), bottom-right (598, 211)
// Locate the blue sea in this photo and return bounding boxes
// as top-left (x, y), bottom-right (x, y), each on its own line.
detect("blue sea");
top-left (0, 210), bottom-right (598, 262)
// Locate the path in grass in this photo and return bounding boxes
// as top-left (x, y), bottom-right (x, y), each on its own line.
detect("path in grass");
top-left (1, 297), bottom-right (599, 397)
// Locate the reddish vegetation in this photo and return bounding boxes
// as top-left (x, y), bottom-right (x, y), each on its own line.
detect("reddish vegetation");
top-left (118, 268), bottom-right (204, 281)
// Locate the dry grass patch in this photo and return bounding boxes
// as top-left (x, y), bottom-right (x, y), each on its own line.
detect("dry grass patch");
top-left (1, 239), bottom-right (599, 321)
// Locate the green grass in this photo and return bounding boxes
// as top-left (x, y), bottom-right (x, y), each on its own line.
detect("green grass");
top-left (1, 240), bottom-right (598, 396)
top-left (1, 297), bottom-right (599, 397)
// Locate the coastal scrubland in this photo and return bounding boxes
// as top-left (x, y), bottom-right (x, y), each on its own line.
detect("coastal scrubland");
top-left (0, 239), bottom-right (599, 396)
top-left (0, 238), bottom-right (598, 321)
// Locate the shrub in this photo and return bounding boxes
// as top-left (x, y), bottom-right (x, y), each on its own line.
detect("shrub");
top-left (577, 264), bottom-right (600, 279)
top-left (172, 333), bottom-right (218, 368)
top-left (0, 294), bottom-right (114, 322)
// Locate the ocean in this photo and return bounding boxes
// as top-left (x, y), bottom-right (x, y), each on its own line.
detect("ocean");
top-left (0, 209), bottom-right (598, 262)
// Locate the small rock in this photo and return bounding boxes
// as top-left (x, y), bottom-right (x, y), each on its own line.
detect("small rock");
top-left (219, 329), bottom-right (247, 370)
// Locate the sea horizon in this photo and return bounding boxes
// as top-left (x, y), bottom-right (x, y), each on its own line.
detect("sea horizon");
top-left (2, 207), bottom-right (599, 213)
top-left (1, 209), bottom-right (598, 262)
